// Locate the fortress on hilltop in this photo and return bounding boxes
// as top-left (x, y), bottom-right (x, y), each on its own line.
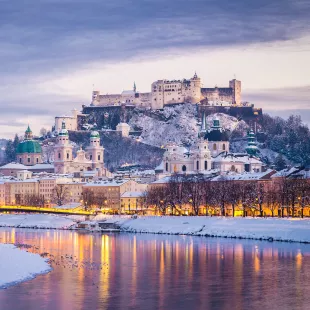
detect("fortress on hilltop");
top-left (91, 73), bottom-right (242, 110)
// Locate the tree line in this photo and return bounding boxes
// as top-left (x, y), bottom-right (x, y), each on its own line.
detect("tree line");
top-left (146, 174), bottom-right (310, 217)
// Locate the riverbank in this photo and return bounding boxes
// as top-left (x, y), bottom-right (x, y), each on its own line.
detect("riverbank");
top-left (98, 215), bottom-right (310, 243)
top-left (0, 243), bottom-right (52, 289)
top-left (1, 214), bottom-right (310, 243)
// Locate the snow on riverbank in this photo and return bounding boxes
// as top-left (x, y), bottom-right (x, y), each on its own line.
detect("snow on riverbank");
top-left (0, 214), bottom-right (76, 229)
top-left (1, 214), bottom-right (310, 243)
top-left (0, 244), bottom-right (51, 289)
top-left (96, 216), bottom-right (310, 243)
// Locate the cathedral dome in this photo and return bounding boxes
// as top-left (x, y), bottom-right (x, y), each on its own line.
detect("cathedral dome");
top-left (16, 125), bottom-right (42, 154)
top-left (90, 131), bottom-right (100, 138)
top-left (16, 140), bottom-right (42, 154)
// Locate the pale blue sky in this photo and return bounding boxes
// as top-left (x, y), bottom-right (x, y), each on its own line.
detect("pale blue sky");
top-left (0, 0), bottom-right (310, 137)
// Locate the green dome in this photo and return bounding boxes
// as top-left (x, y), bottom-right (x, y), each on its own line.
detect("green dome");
top-left (16, 140), bottom-right (42, 154)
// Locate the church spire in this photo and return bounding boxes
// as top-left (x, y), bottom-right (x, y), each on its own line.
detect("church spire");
top-left (246, 129), bottom-right (258, 156)
top-left (133, 81), bottom-right (136, 93)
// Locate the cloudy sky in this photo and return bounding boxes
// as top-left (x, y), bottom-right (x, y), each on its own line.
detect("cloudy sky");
top-left (1, 0), bottom-right (310, 138)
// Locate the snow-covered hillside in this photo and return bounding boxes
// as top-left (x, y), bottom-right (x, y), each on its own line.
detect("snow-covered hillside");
top-left (130, 104), bottom-right (248, 147)
top-left (129, 104), bottom-right (199, 147)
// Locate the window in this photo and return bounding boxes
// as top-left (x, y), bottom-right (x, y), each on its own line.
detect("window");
top-left (204, 161), bottom-right (208, 170)
top-left (231, 165), bottom-right (236, 172)
top-left (223, 144), bottom-right (226, 151)
top-left (98, 155), bottom-right (100, 161)
top-left (28, 158), bottom-right (30, 163)
top-left (166, 162), bottom-right (168, 172)
top-left (213, 144), bottom-right (217, 150)
top-left (182, 165), bottom-right (187, 172)
top-left (58, 153), bottom-right (61, 159)
top-left (196, 161), bottom-right (199, 170)
top-left (36, 158), bottom-right (39, 163)
top-left (90, 155), bottom-right (92, 160)
top-left (19, 158), bottom-right (22, 163)
top-left (67, 153), bottom-right (69, 159)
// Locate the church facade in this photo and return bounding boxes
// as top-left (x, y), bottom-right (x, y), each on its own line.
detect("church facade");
top-left (160, 118), bottom-right (262, 175)
top-left (53, 122), bottom-right (106, 175)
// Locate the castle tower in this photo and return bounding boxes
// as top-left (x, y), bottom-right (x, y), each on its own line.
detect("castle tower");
top-left (86, 131), bottom-right (104, 172)
top-left (229, 79), bottom-right (241, 105)
top-left (190, 72), bottom-right (202, 103)
top-left (196, 138), bottom-right (212, 171)
top-left (246, 129), bottom-right (258, 156)
top-left (53, 121), bottom-right (73, 174)
top-left (91, 90), bottom-right (100, 106)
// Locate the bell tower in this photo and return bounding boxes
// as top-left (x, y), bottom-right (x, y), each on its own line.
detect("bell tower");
top-left (196, 138), bottom-right (211, 172)
top-left (53, 121), bottom-right (73, 173)
top-left (86, 131), bottom-right (104, 172)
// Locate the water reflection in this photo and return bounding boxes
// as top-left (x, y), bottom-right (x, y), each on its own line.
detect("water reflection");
top-left (0, 229), bottom-right (310, 310)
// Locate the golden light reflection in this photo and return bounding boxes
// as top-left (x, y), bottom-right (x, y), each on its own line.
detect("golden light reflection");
top-left (100, 235), bottom-right (110, 303)
top-left (296, 250), bottom-right (302, 270)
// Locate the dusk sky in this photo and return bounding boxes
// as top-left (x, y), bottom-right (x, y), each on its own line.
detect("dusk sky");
top-left (1, 0), bottom-right (310, 138)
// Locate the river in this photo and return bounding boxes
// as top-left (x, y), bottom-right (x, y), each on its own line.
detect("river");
top-left (0, 228), bottom-right (309, 310)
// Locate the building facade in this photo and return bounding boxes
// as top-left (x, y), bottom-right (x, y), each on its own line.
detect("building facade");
top-left (53, 122), bottom-right (106, 175)
top-left (160, 118), bottom-right (263, 175)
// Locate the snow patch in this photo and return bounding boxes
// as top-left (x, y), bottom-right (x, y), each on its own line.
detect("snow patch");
top-left (0, 244), bottom-right (51, 289)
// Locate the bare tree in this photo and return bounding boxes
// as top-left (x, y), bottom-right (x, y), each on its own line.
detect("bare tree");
top-left (182, 174), bottom-right (204, 215)
top-left (227, 181), bottom-right (242, 217)
top-left (52, 184), bottom-right (70, 206)
top-left (146, 186), bottom-right (169, 215)
top-left (265, 183), bottom-right (280, 217)
top-left (212, 176), bottom-right (230, 216)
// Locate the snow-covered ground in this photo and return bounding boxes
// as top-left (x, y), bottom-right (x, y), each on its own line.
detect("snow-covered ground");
top-left (0, 214), bottom-right (76, 229)
top-left (1, 214), bottom-right (310, 243)
top-left (94, 215), bottom-right (310, 243)
top-left (0, 244), bottom-right (51, 289)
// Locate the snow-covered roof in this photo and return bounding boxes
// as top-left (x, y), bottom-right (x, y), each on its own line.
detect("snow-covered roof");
top-left (29, 164), bottom-right (54, 170)
top-left (271, 167), bottom-right (300, 178)
top-left (213, 152), bottom-right (262, 164)
top-left (0, 163), bottom-right (26, 169)
top-left (152, 176), bottom-right (171, 184)
top-left (54, 203), bottom-right (81, 210)
top-left (155, 161), bottom-right (164, 172)
top-left (84, 179), bottom-right (131, 187)
top-left (121, 191), bottom-right (145, 198)
top-left (121, 90), bottom-right (135, 95)
top-left (212, 169), bottom-right (275, 181)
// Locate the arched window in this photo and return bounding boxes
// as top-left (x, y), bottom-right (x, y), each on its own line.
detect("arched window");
top-left (196, 161), bottom-right (199, 170)
top-left (58, 153), bottom-right (61, 159)
top-left (19, 158), bottom-right (22, 163)
top-left (98, 155), bottom-right (100, 161)
top-left (231, 165), bottom-right (236, 172)
top-left (213, 144), bottom-right (217, 150)
top-left (166, 162), bottom-right (169, 172)
top-left (27, 158), bottom-right (30, 163)
top-left (182, 165), bottom-right (187, 172)
top-left (204, 161), bottom-right (208, 170)
top-left (36, 158), bottom-right (39, 163)
top-left (223, 143), bottom-right (226, 151)
top-left (67, 153), bottom-right (69, 159)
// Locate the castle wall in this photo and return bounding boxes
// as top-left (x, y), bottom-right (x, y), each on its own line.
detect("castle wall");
top-left (91, 76), bottom-right (242, 110)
